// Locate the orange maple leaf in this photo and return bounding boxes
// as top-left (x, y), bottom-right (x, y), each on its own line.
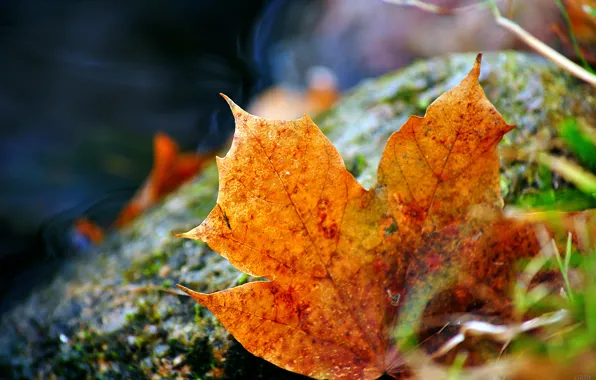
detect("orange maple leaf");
top-left (73, 133), bottom-right (209, 244)
top-left (114, 132), bottom-right (210, 227)
top-left (176, 55), bottom-right (593, 379)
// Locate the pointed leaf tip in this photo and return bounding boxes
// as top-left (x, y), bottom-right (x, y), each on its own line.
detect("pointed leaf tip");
top-left (468, 53), bottom-right (482, 79)
top-left (220, 93), bottom-right (250, 120)
top-left (173, 231), bottom-right (186, 239)
top-left (219, 93), bottom-right (234, 106)
top-left (176, 284), bottom-right (192, 294)
top-left (173, 223), bottom-right (205, 240)
top-left (301, 113), bottom-right (314, 123)
top-left (174, 229), bottom-right (198, 240)
top-left (176, 284), bottom-right (207, 304)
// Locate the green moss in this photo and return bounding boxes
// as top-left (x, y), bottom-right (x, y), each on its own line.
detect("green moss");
top-left (221, 339), bottom-right (309, 380)
top-left (184, 337), bottom-right (214, 377)
top-left (516, 188), bottom-right (596, 211)
top-left (54, 350), bottom-right (94, 379)
top-left (47, 328), bottom-right (148, 379)
top-left (234, 273), bottom-right (249, 286)
top-left (347, 154), bottom-right (368, 178)
top-left (142, 252), bottom-right (168, 277)
top-left (123, 251), bottom-right (168, 282)
top-left (194, 303), bottom-right (211, 324)
top-left (380, 86), bottom-right (420, 106)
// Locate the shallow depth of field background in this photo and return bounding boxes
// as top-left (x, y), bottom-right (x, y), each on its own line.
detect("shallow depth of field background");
top-left (0, 0), bottom-right (566, 308)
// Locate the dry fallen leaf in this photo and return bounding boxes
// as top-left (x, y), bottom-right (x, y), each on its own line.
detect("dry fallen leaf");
top-left (177, 55), bottom-right (593, 379)
top-left (73, 133), bottom-right (211, 244)
top-left (248, 66), bottom-right (339, 119)
top-left (72, 217), bottom-right (105, 244)
top-left (115, 132), bottom-right (210, 227)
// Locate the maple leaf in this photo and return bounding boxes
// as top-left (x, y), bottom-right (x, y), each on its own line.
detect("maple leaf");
top-left (176, 55), bottom-right (592, 379)
top-left (249, 66), bottom-right (339, 120)
top-left (115, 132), bottom-right (210, 227)
top-left (72, 133), bottom-right (209, 245)
top-left (72, 217), bottom-right (105, 244)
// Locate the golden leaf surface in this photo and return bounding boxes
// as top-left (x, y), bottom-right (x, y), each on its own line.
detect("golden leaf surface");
top-left (177, 55), bottom-right (592, 379)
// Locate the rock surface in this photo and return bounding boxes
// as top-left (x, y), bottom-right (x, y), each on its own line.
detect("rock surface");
top-left (1, 52), bottom-right (595, 379)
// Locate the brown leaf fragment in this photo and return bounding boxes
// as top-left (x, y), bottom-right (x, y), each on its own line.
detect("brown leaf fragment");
top-left (115, 132), bottom-right (211, 227)
top-left (73, 217), bottom-right (105, 244)
top-left (248, 66), bottom-right (339, 120)
top-left (177, 55), bottom-right (595, 379)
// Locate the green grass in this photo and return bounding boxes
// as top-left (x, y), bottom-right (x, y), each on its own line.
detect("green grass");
top-left (510, 118), bottom-right (596, 366)
top-left (512, 236), bottom-right (596, 364)
top-left (443, 111), bottom-right (596, 376)
top-left (559, 118), bottom-right (596, 172)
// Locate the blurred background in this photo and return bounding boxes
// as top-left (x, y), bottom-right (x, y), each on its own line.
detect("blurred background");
top-left (0, 0), bottom-right (582, 309)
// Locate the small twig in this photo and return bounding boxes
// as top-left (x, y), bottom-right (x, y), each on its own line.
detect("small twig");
top-left (431, 309), bottom-right (570, 359)
top-left (119, 284), bottom-right (188, 296)
top-left (538, 152), bottom-right (596, 195)
top-left (382, 0), bottom-right (488, 14)
top-left (487, 0), bottom-right (596, 87)
top-left (69, 282), bottom-right (188, 298)
top-left (383, 0), bottom-right (596, 87)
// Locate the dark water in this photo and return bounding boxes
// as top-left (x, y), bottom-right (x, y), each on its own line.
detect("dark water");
top-left (0, 0), bottom-right (293, 310)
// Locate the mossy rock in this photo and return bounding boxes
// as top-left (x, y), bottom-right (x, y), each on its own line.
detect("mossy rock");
top-left (1, 52), bottom-right (595, 379)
